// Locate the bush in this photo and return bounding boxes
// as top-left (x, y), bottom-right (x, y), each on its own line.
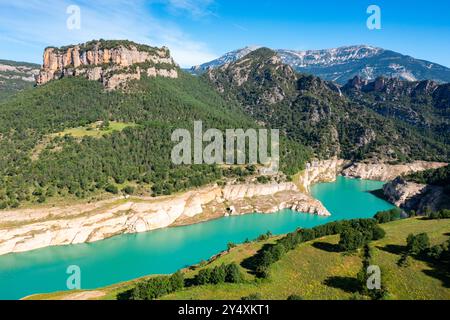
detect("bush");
top-left (130, 271), bottom-right (184, 300)
top-left (225, 263), bottom-right (242, 283)
top-left (427, 240), bottom-right (450, 262)
top-left (105, 184), bottom-right (119, 194)
top-left (210, 265), bottom-right (227, 284)
top-left (374, 208), bottom-right (402, 224)
top-left (169, 271), bottom-right (185, 291)
top-left (372, 225), bottom-right (386, 240)
top-left (227, 242), bottom-right (237, 251)
top-left (195, 268), bottom-right (212, 285)
top-left (339, 229), bottom-right (366, 252)
top-left (427, 209), bottom-right (450, 220)
top-left (407, 233), bottom-right (430, 255)
top-left (195, 263), bottom-right (243, 286)
top-left (257, 231), bottom-right (272, 241)
top-left (122, 185), bottom-right (135, 195)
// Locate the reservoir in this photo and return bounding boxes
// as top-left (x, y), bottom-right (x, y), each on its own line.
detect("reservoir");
top-left (0, 177), bottom-right (394, 300)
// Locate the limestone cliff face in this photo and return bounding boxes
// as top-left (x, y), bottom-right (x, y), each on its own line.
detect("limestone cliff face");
top-left (295, 158), bottom-right (347, 192)
top-left (36, 40), bottom-right (178, 90)
top-left (0, 182), bottom-right (328, 256)
top-left (342, 161), bottom-right (448, 182)
top-left (383, 177), bottom-right (446, 213)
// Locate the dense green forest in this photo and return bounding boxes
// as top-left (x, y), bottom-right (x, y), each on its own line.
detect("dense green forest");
top-left (0, 72), bottom-right (310, 209)
top-left (0, 60), bottom-right (39, 102)
top-left (403, 165), bottom-right (449, 186)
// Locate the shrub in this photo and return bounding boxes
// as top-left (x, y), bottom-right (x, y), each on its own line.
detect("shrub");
top-left (407, 233), bottom-right (430, 255)
top-left (105, 184), bottom-right (119, 194)
top-left (427, 209), bottom-right (450, 220)
top-left (122, 185), bottom-right (135, 195)
top-left (227, 242), bottom-right (237, 251)
top-left (225, 263), bottom-right (242, 283)
top-left (210, 265), bottom-right (227, 284)
top-left (372, 225), bottom-right (386, 240)
top-left (287, 294), bottom-right (303, 300)
top-left (339, 229), bottom-right (366, 252)
top-left (129, 271), bottom-right (184, 300)
top-left (257, 231), bottom-right (272, 241)
top-left (374, 208), bottom-right (402, 224)
top-left (195, 268), bottom-right (212, 285)
top-left (195, 263), bottom-right (243, 285)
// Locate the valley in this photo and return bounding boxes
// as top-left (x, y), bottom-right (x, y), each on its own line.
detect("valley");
top-left (0, 39), bottom-right (449, 301)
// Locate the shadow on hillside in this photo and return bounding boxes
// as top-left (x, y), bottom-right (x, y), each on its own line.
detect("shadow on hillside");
top-left (377, 244), bottom-right (406, 255)
top-left (116, 289), bottom-right (132, 300)
top-left (312, 241), bottom-right (341, 252)
top-left (422, 263), bottom-right (450, 288)
top-left (417, 254), bottom-right (450, 288)
top-left (323, 276), bottom-right (360, 293)
top-left (240, 243), bottom-right (275, 275)
top-left (378, 244), bottom-right (450, 289)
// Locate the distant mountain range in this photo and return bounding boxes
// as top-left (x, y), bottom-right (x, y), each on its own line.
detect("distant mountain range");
top-left (190, 45), bottom-right (450, 85)
top-left (0, 59), bottom-right (40, 101)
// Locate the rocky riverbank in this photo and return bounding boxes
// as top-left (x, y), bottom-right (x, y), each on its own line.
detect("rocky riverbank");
top-left (341, 161), bottom-right (447, 181)
top-left (383, 177), bottom-right (448, 213)
top-left (0, 182), bottom-right (328, 256)
top-left (1, 159), bottom-right (446, 256)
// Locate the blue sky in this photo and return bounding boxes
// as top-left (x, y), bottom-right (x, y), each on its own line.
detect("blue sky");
top-left (0, 0), bottom-right (449, 67)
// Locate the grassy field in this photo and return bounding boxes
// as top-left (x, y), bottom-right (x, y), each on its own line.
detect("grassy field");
top-left (52, 121), bottom-right (137, 138)
top-left (26, 217), bottom-right (450, 300)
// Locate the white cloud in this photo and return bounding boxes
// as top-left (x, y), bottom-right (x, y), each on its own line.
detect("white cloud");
top-left (0, 0), bottom-right (217, 67)
top-left (167, 0), bottom-right (215, 18)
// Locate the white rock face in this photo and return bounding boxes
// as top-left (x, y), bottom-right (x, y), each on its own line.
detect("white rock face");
top-left (295, 158), bottom-right (347, 192)
top-left (0, 182), bottom-right (327, 256)
top-left (342, 161), bottom-right (447, 181)
top-left (383, 177), bottom-right (446, 213)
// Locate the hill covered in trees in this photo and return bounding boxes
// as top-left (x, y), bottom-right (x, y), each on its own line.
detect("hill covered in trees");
top-left (0, 59), bottom-right (39, 102)
top-left (205, 48), bottom-right (449, 162)
top-left (0, 71), bottom-right (310, 209)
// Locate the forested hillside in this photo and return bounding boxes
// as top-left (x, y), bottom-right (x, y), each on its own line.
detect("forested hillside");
top-left (0, 72), bottom-right (310, 209)
top-left (343, 77), bottom-right (450, 146)
top-left (206, 48), bottom-right (450, 162)
top-left (0, 59), bottom-right (39, 102)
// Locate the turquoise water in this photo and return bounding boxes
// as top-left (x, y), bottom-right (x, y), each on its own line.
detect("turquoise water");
top-left (0, 177), bottom-right (393, 300)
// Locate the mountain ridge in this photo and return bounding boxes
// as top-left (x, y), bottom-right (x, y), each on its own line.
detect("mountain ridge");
top-left (205, 47), bottom-right (449, 162)
top-left (192, 45), bottom-right (450, 84)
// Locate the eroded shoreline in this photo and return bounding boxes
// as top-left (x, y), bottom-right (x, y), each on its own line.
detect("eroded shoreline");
top-left (0, 159), bottom-right (446, 256)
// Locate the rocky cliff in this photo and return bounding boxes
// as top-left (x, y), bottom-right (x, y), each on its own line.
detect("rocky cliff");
top-left (0, 182), bottom-right (328, 256)
top-left (36, 40), bottom-right (178, 90)
top-left (383, 177), bottom-right (447, 213)
top-left (342, 161), bottom-right (448, 181)
top-left (295, 158), bottom-right (347, 192)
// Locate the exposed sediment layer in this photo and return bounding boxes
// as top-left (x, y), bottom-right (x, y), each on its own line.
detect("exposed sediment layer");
top-left (0, 182), bottom-right (328, 256)
top-left (1, 159), bottom-right (446, 256)
top-left (342, 161), bottom-right (447, 181)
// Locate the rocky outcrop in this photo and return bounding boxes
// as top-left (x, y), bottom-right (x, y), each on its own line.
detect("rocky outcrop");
top-left (342, 161), bottom-right (447, 182)
top-left (295, 158), bottom-right (347, 192)
top-left (0, 182), bottom-right (328, 256)
top-left (383, 177), bottom-right (447, 213)
top-left (36, 40), bottom-right (178, 90)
